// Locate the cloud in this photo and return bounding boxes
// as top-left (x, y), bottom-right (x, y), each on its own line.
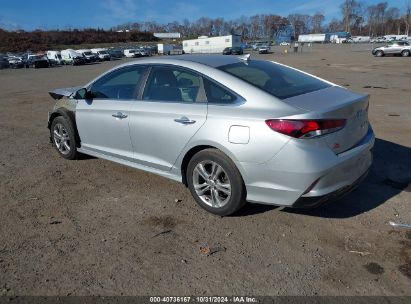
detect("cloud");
top-left (102, 0), bottom-right (139, 20)
top-left (0, 16), bottom-right (22, 30)
top-left (288, 0), bottom-right (340, 16)
top-left (139, 1), bottom-right (201, 22)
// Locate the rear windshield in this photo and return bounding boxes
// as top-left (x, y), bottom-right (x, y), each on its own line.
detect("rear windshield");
top-left (218, 60), bottom-right (330, 99)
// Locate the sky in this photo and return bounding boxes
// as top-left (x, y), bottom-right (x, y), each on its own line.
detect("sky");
top-left (0, 0), bottom-right (407, 31)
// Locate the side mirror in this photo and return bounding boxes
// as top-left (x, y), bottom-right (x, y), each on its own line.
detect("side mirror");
top-left (75, 88), bottom-right (93, 100)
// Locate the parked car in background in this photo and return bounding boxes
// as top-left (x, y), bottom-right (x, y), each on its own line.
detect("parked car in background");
top-left (280, 42), bottom-right (290, 46)
top-left (108, 48), bottom-right (123, 59)
top-left (0, 56), bottom-right (10, 69)
top-left (258, 45), bottom-right (270, 54)
top-left (25, 54), bottom-right (49, 68)
top-left (252, 43), bottom-right (262, 50)
top-left (223, 47), bottom-right (232, 55)
top-left (137, 47), bottom-right (151, 57)
top-left (223, 47), bottom-right (243, 55)
top-left (372, 41), bottom-right (411, 57)
top-left (77, 49), bottom-right (97, 63)
top-left (61, 49), bottom-right (85, 65)
top-left (47, 51), bottom-right (63, 66)
top-left (47, 55), bottom-right (374, 216)
top-left (7, 56), bottom-right (24, 68)
top-left (371, 37), bottom-right (387, 43)
top-left (91, 48), bottom-right (110, 61)
top-left (147, 45), bottom-right (158, 54)
top-left (124, 49), bottom-right (139, 58)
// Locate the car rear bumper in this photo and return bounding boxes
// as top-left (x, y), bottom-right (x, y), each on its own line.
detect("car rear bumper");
top-left (240, 127), bottom-right (375, 207)
top-left (291, 169), bottom-right (369, 208)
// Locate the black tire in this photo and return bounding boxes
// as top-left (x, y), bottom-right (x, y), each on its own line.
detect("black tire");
top-left (186, 149), bottom-right (246, 216)
top-left (401, 50), bottom-right (410, 57)
top-left (375, 50), bottom-right (384, 57)
top-left (50, 116), bottom-right (78, 160)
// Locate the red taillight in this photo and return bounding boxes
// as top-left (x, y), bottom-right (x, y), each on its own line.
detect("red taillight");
top-left (265, 119), bottom-right (346, 138)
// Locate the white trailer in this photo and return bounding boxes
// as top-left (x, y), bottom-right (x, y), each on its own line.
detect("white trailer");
top-left (183, 35), bottom-right (242, 54)
top-left (298, 34), bottom-right (329, 43)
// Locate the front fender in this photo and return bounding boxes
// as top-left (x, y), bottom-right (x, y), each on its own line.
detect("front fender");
top-left (47, 108), bottom-right (80, 147)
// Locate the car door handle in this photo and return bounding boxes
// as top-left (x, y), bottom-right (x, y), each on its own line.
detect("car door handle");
top-left (112, 112), bottom-right (128, 119)
top-left (174, 116), bottom-right (196, 125)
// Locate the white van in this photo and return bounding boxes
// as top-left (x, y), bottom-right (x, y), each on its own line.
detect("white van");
top-left (124, 49), bottom-right (138, 58)
top-left (46, 51), bottom-right (63, 65)
top-left (91, 48), bottom-right (110, 61)
top-left (77, 49), bottom-right (96, 63)
top-left (60, 49), bottom-right (85, 65)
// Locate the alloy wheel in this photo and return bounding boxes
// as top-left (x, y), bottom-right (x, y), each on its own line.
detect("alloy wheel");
top-left (192, 160), bottom-right (232, 208)
top-left (53, 123), bottom-right (71, 155)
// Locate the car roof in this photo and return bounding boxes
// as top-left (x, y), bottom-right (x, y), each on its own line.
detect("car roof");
top-left (139, 54), bottom-right (245, 68)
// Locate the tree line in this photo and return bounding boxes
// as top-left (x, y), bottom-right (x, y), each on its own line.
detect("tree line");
top-left (0, 29), bottom-right (155, 53)
top-left (112, 1), bottom-right (411, 38)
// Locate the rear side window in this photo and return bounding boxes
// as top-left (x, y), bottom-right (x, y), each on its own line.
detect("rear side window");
top-left (90, 65), bottom-right (145, 100)
top-left (219, 60), bottom-right (330, 100)
top-left (203, 78), bottom-right (236, 104)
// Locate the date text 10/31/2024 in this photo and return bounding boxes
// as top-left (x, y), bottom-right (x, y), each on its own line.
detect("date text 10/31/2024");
top-left (149, 296), bottom-right (258, 303)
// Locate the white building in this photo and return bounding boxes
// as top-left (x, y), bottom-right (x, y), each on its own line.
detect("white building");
top-left (183, 35), bottom-right (242, 54)
top-left (154, 33), bottom-right (181, 39)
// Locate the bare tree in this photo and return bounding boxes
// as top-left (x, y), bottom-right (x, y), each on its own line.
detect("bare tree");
top-left (341, 0), bottom-right (355, 32)
top-left (403, 0), bottom-right (411, 35)
top-left (326, 18), bottom-right (344, 32)
top-left (288, 14), bottom-right (311, 37)
top-left (312, 12), bottom-right (325, 33)
top-left (376, 2), bottom-right (389, 34)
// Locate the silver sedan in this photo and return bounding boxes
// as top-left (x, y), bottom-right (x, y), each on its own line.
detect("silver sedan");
top-left (48, 55), bottom-right (374, 215)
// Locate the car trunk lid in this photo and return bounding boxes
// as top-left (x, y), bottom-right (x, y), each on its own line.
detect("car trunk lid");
top-left (284, 86), bottom-right (370, 154)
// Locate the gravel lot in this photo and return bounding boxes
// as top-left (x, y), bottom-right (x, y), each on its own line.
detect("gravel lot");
top-left (0, 44), bottom-right (410, 296)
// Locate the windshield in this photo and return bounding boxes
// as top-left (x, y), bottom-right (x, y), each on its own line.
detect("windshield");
top-left (99, 51), bottom-right (108, 55)
top-left (219, 60), bottom-right (330, 100)
top-left (84, 51), bottom-right (92, 55)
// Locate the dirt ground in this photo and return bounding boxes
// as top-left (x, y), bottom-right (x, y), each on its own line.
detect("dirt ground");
top-left (0, 44), bottom-right (410, 296)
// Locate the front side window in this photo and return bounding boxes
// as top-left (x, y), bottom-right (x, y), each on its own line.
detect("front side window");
top-left (90, 65), bottom-right (146, 100)
top-left (143, 66), bottom-right (202, 103)
top-left (219, 60), bottom-right (330, 100)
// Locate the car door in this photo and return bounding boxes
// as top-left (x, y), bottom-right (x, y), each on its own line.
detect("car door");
top-left (76, 65), bottom-right (147, 161)
top-left (129, 65), bottom-right (207, 171)
top-left (385, 43), bottom-right (398, 54)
